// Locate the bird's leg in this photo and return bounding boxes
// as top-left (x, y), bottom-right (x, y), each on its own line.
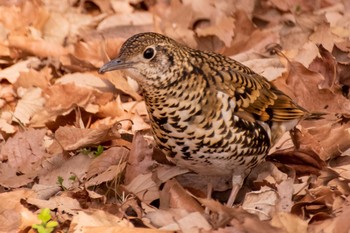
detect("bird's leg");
top-left (226, 175), bottom-right (244, 207)
top-left (204, 179), bottom-right (214, 214)
top-left (207, 180), bottom-right (213, 199)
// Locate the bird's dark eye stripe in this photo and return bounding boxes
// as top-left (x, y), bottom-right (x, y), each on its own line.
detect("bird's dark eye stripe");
top-left (143, 48), bottom-right (155, 59)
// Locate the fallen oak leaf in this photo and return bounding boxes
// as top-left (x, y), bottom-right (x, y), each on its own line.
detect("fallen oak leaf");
top-left (52, 124), bottom-right (121, 151)
top-left (8, 35), bottom-right (69, 58)
top-left (13, 87), bottom-right (46, 125)
top-left (159, 178), bottom-right (203, 212)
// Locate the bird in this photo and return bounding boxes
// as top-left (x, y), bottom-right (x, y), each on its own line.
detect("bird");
top-left (99, 32), bottom-right (310, 206)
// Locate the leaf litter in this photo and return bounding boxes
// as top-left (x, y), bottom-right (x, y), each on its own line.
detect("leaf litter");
top-left (0, 0), bottom-right (350, 232)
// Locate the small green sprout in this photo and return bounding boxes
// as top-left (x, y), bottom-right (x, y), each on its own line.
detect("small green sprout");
top-left (56, 176), bottom-right (66, 190)
top-left (32, 208), bottom-right (58, 233)
top-left (93, 145), bottom-right (104, 157)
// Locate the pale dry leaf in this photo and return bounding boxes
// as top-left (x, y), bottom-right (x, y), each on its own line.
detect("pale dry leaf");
top-left (240, 58), bottom-right (286, 81)
top-left (8, 35), bottom-right (69, 58)
top-left (146, 208), bottom-right (191, 229)
top-left (13, 87), bottom-right (46, 125)
top-left (86, 147), bottom-right (129, 179)
top-left (31, 184), bottom-right (61, 200)
top-left (110, 0), bottom-right (134, 13)
top-left (69, 209), bottom-right (134, 232)
top-left (0, 85), bottom-right (16, 109)
top-left (308, 45), bottom-right (337, 91)
top-left (0, 0), bottom-right (49, 31)
top-left (0, 118), bottom-right (16, 134)
top-left (104, 72), bottom-right (142, 101)
top-left (53, 125), bottom-right (120, 151)
top-left (249, 161), bottom-right (288, 185)
top-left (274, 61), bottom-right (350, 114)
top-left (308, 218), bottom-right (334, 233)
top-left (0, 163), bottom-right (38, 188)
top-left (14, 66), bottom-right (52, 89)
top-left (85, 163), bottom-right (127, 187)
top-left (152, 0), bottom-right (197, 48)
top-left (39, 153), bottom-right (92, 190)
top-left (130, 113), bottom-right (151, 132)
top-left (309, 22), bottom-right (335, 52)
top-left (124, 166), bottom-right (188, 204)
top-left (0, 128), bottom-right (49, 173)
top-left (82, 226), bottom-right (173, 233)
top-left (26, 195), bottom-right (81, 215)
top-left (56, 72), bottom-right (116, 93)
top-left (122, 101), bottom-right (148, 116)
top-left (97, 12), bottom-right (153, 30)
top-left (195, 14), bottom-right (235, 47)
top-left (160, 179), bottom-right (203, 212)
top-left (301, 120), bottom-right (350, 161)
top-left (44, 83), bottom-right (113, 115)
top-left (242, 187), bottom-right (277, 221)
top-left (43, 11), bottom-right (70, 45)
top-left (276, 177), bottom-right (294, 212)
top-left (124, 132), bottom-right (154, 184)
top-left (97, 98), bottom-right (129, 119)
top-left (270, 212), bottom-right (308, 233)
top-left (288, 41), bottom-right (319, 68)
top-left (64, 11), bottom-right (105, 44)
top-left (0, 57), bottom-right (40, 83)
top-left (160, 211), bottom-right (212, 232)
top-left (0, 189), bottom-right (38, 233)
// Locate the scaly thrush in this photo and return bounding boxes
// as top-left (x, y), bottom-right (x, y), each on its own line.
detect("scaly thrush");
top-left (99, 32), bottom-right (310, 206)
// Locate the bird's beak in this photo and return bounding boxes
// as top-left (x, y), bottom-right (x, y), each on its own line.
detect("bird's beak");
top-left (99, 58), bottom-right (132, 74)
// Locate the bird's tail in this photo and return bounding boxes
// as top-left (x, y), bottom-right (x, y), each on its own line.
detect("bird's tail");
top-left (304, 112), bottom-right (327, 120)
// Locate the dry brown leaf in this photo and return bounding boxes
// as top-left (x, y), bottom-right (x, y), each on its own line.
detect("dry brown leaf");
top-left (274, 60), bottom-right (350, 113)
top-left (53, 125), bottom-right (121, 151)
top-left (309, 22), bottom-right (335, 52)
top-left (86, 163), bottom-right (127, 188)
top-left (13, 87), bottom-right (46, 125)
top-left (0, 163), bottom-right (38, 188)
top-left (43, 12), bottom-right (70, 45)
top-left (103, 71), bottom-right (142, 101)
top-left (0, 189), bottom-right (38, 233)
top-left (82, 226), bottom-right (173, 233)
top-left (0, 128), bottom-right (49, 173)
top-left (160, 179), bottom-right (203, 212)
top-left (276, 177), bottom-right (294, 213)
top-left (300, 120), bottom-right (350, 161)
top-left (195, 14), bottom-right (235, 47)
top-left (0, 57), bottom-right (40, 83)
top-left (124, 132), bottom-right (155, 184)
top-left (0, 84), bottom-right (16, 109)
top-left (125, 166), bottom-right (188, 204)
top-left (0, 111), bottom-right (16, 134)
top-left (270, 212), bottom-right (308, 233)
top-left (240, 57), bottom-right (286, 81)
top-left (0, 0), bottom-right (49, 31)
top-left (8, 34), bottom-right (69, 58)
top-left (309, 45), bottom-right (337, 91)
top-left (26, 194), bottom-right (81, 215)
top-left (147, 208), bottom-right (211, 232)
top-left (56, 72), bottom-right (116, 93)
top-left (69, 209), bottom-right (134, 232)
top-left (287, 41), bottom-right (320, 68)
top-left (14, 66), bottom-right (52, 89)
top-left (44, 83), bottom-right (113, 116)
top-left (98, 12), bottom-right (153, 30)
top-left (242, 187), bottom-right (278, 220)
top-left (86, 147), bottom-right (129, 180)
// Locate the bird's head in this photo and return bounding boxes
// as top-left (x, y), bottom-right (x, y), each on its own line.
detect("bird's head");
top-left (99, 32), bottom-right (185, 88)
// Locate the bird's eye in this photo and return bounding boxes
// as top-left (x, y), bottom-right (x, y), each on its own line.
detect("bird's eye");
top-left (143, 48), bottom-right (155, 59)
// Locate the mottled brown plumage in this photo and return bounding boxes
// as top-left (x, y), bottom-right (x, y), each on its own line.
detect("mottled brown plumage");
top-left (99, 32), bottom-right (309, 205)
